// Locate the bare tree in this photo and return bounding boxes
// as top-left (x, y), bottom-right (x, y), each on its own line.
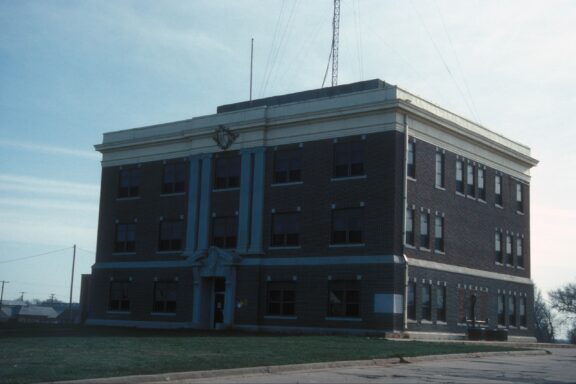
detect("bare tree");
top-left (534, 288), bottom-right (556, 343)
top-left (567, 322), bottom-right (576, 345)
top-left (549, 282), bottom-right (576, 317)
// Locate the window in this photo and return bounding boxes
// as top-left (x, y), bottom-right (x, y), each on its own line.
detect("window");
top-left (162, 162), bottom-right (186, 194)
top-left (508, 295), bottom-right (516, 326)
top-left (478, 168), bottom-right (486, 200)
top-left (421, 284), bottom-right (432, 321)
top-left (434, 216), bottom-right (444, 252)
top-left (405, 207), bottom-right (415, 246)
top-left (506, 235), bottom-right (513, 265)
top-left (495, 174), bottom-right (503, 205)
top-left (407, 142), bottom-right (415, 178)
top-left (334, 141), bottom-right (365, 178)
top-left (497, 294), bottom-right (506, 326)
top-left (214, 156), bottom-right (240, 189)
top-left (516, 183), bottom-right (524, 212)
top-left (456, 160), bottom-right (464, 193)
top-left (115, 223), bottom-right (136, 253)
top-left (495, 232), bottom-right (503, 263)
top-left (420, 212), bottom-right (430, 249)
top-left (328, 280), bottom-right (360, 318)
top-left (466, 164), bottom-right (475, 196)
top-left (158, 221), bottom-right (184, 251)
top-left (153, 282), bottom-right (177, 313)
top-left (274, 149), bottom-right (302, 183)
top-left (109, 281), bottom-right (130, 311)
top-left (118, 168), bottom-right (140, 198)
top-left (436, 285), bottom-right (446, 322)
top-left (519, 297), bottom-right (527, 327)
top-left (407, 282), bottom-right (416, 320)
top-left (267, 282), bottom-right (296, 316)
top-left (435, 152), bottom-right (445, 188)
top-left (331, 208), bottom-right (363, 245)
top-left (212, 217), bottom-right (238, 249)
top-left (516, 237), bottom-right (524, 268)
top-left (271, 213), bottom-right (299, 247)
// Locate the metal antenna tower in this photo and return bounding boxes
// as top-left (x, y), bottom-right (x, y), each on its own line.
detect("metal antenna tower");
top-left (331, 0), bottom-right (341, 87)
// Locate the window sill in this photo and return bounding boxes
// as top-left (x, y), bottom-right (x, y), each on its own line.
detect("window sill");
top-left (212, 187), bottom-right (240, 192)
top-left (112, 252), bottom-right (137, 256)
top-left (160, 192), bottom-right (186, 197)
top-left (407, 319), bottom-right (417, 324)
top-left (420, 319), bottom-right (433, 324)
top-left (107, 311), bottom-right (130, 315)
top-left (116, 196), bottom-right (140, 201)
top-left (325, 316), bottom-right (362, 322)
top-left (156, 251), bottom-right (183, 255)
top-left (495, 261), bottom-right (504, 266)
top-left (457, 323), bottom-right (467, 327)
top-left (269, 246), bottom-right (301, 250)
top-left (264, 315), bottom-right (297, 320)
top-left (435, 321), bottom-right (448, 326)
top-left (419, 247), bottom-right (431, 253)
top-left (331, 175), bottom-right (367, 182)
top-left (495, 204), bottom-right (503, 209)
top-left (329, 243), bottom-right (366, 248)
top-left (434, 250), bottom-right (445, 255)
top-left (407, 176), bottom-right (416, 182)
top-left (455, 191), bottom-right (465, 197)
top-left (516, 211), bottom-right (525, 215)
top-left (150, 312), bottom-right (177, 316)
top-left (516, 266), bottom-right (525, 270)
top-left (466, 195), bottom-right (476, 200)
top-left (478, 199), bottom-right (487, 204)
top-left (435, 185), bottom-right (446, 191)
top-left (271, 181), bottom-right (303, 187)
top-left (404, 244), bottom-right (416, 249)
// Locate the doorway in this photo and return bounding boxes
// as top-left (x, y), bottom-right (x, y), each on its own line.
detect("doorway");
top-left (212, 277), bottom-right (225, 328)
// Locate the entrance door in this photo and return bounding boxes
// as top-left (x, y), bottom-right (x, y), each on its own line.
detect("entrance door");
top-left (213, 277), bottom-right (225, 327)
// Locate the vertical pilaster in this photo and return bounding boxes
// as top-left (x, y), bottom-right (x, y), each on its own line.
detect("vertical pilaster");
top-left (248, 147), bottom-right (265, 254)
top-left (184, 156), bottom-right (201, 256)
top-left (237, 149), bottom-right (253, 253)
top-left (197, 154), bottom-right (213, 251)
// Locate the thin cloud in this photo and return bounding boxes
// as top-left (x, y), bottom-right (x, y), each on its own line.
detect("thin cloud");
top-left (0, 139), bottom-right (100, 160)
top-left (0, 174), bottom-right (99, 198)
top-left (0, 197), bottom-right (98, 212)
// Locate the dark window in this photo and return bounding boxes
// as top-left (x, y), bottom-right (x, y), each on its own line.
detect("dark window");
top-left (162, 162), bottom-right (186, 194)
top-left (271, 213), bottom-right (299, 247)
top-left (421, 284), bottom-right (432, 321)
top-left (478, 168), bottom-right (486, 200)
top-left (466, 164), bottom-right (475, 196)
top-left (519, 297), bottom-right (527, 327)
top-left (334, 141), bottom-right (365, 178)
top-left (153, 281), bottom-right (177, 313)
top-left (158, 221), bottom-right (184, 251)
top-left (407, 141), bottom-right (415, 178)
top-left (506, 235), bottom-right (513, 265)
top-left (436, 285), bottom-right (446, 322)
top-left (273, 149), bottom-right (302, 183)
top-left (420, 212), bottom-right (430, 249)
top-left (328, 280), bottom-right (360, 318)
top-left (435, 152), bottom-right (445, 188)
top-left (109, 281), bottom-right (130, 311)
top-left (456, 160), bottom-right (464, 193)
top-left (516, 183), bottom-right (524, 212)
top-left (434, 216), bottom-right (444, 252)
top-left (214, 156), bottom-right (240, 189)
top-left (407, 282), bottom-right (416, 320)
top-left (266, 282), bottom-right (296, 316)
top-left (115, 223), bottom-right (136, 253)
top-left (508, 295), bottom-right (516, 326)
top-left (331, 208), bottom-right (363, 244)
top-left (517, 238), bottom-right (524, 268)
top-left (495, 232), bottom-right (503, 263)
top-left (118, 168), bottom-right (140, 198)
top-left (495, 174), bottom-right (503, 205)
top-left (497, 294), bottom-right (506, 326)
top-left (212, 217), bottom-right (238, 249)
top-left (405, 207), bottom-right (415, 246)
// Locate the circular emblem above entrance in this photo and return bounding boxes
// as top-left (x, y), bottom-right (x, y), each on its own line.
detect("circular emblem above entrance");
top-left (213, 125), bottom-right (239, 150)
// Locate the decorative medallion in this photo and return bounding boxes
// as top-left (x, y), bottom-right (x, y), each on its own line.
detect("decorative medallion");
top-left (213, 125), bottom-right (239, 150)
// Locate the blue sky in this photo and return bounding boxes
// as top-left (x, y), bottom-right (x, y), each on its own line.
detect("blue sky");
top-left (0, 0), bottom-right (575, 303)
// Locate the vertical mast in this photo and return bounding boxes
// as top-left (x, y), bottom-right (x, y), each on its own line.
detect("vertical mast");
top-left (331, 0), bottom-right (341, 87)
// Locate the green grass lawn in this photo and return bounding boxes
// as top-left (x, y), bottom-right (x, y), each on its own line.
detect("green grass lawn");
top-left (0, 325), bottom-right (519, 384)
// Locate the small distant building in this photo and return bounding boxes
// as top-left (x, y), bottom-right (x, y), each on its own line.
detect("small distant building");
top-left (17, 306), bottom-right (60, 324)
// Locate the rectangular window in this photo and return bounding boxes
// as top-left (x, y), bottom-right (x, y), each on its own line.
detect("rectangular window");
top-left (495, 232), bottom-right (503, 263)
top-left (508, 295), bottom-right (516, 326)
top-left (334, 141), bottom-right (365, 178)
top-left (405, 207), bottom-right (415, 246)
top-left (506, 235), bottom-right (513, 265)
top-left (267, 282), bottom-right (296, 316)
top-left (519, 297), bottom-right (527, 327)
top-left (497, 294), bottom-right (506, 326)
top-left (434, 216), bottom-right (444, 252)
top-left (435, 152), bottom-right (445, 188)
top-left (328, 280), bottom-right (360, 318)
top-left (466, 164), bottom-right (475, 196)
top-left (212, 217), bottom-right (238, 249)
top-left (420, 212), bottom-right (430, 249)
top-left (271, 213), bottom-right (300, 247)
top-left (517, 237), bottom-right (524, 268)
top-left (516, 183), bottom-right (524, 212)
top-left (153, 282), bottom-right (177, 313)
top-left (115, 223), bottom-right (136, 253)
top-left (273, 149), bottom-right (302, 183)
top-left (214, 156), bottom-right (240, 189)
top-left (407, 282), bottom-right (416, 320)
top-left (436, 285), bottom-right (446, 322)
top-left (109, 281), bottom-right (130, 311)
top-left (478, 168), bottom-right (486, 200)
top-left (495, 174), bottom-right (503, 206)
top-left (407, 142), bottom-right (415, 179)
top-left (421, 284), bottom-right (432, 321)
top-left (118, 168), bottom-right (140, 198)
top-left (331, 208), bottom-right (363, 245)
top-left (162, 162), bottom-right (186, 194)
top-left (158, 221), bottom-right (184, 251)
top-left (456, 160), bottom-right (464, 193)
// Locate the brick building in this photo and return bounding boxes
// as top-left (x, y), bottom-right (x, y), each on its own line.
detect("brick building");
top-left (84, 79), bottom-right (538, 339)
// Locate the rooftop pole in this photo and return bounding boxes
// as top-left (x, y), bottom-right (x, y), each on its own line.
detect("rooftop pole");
top-left (68, 244), bottom-right (76, 322)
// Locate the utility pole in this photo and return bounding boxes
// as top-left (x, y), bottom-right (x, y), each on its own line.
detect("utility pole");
top-left (250, 38), bottom-right (254, 101)
top-left (68, 244), bottom-right (76, 322)
top-left (0, 281), bottom-right (8, 309)
top-left (19, 292), bottom-right (26, 301)
top-left (50, 293), bottom-right (56, 304)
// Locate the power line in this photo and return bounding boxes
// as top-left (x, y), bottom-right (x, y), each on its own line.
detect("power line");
top-left (0, 246), bottom-right (72, 265)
